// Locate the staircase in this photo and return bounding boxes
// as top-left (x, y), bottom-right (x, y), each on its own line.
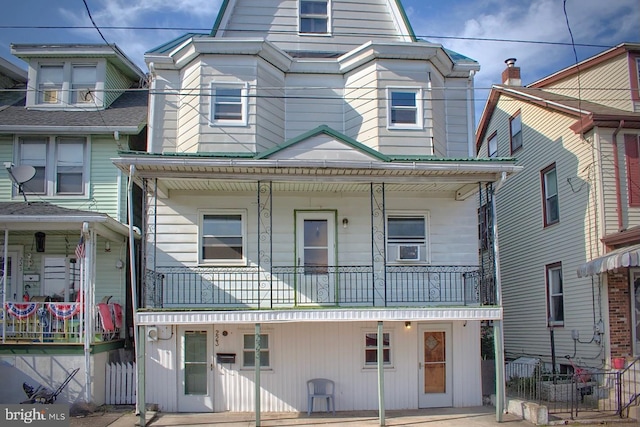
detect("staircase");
top-left (618, 358), bottom-right (640, 418)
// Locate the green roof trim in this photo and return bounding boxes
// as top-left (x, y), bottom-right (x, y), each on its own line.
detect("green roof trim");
top-left (443, 47), bottom-right (478, 64)
top-left (118, 150), bottom-right (256, 158)
top-left (255, 125), bottom-right (391, 161)
top-left (211, 0), bottom-right (231, 36)
top-left (387, 155), bottom-right (516, 162)
top-left (394, 0), bottom-right (417, 42)
top-left (147, 33), bottom-right (207, 55)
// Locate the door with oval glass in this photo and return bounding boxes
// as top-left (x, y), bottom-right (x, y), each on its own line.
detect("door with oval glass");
top-left (178, 326), bottom-right (214, 412)
top-left (418, 323), bottom-right (452, 408)
top-left (295, 211), bottom-right (336, 305)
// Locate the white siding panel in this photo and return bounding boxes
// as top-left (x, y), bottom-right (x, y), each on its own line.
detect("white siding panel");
top-left (256, 60), bottom-right (286, 151)
top-left (144, 321), bottom-right (482, 412)
top-left (267, 134), bottom-right (380, 161)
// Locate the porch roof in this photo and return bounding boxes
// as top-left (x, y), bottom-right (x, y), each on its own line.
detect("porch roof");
top-left (577, 243), bottom-right (640, 277)
top-left (136, 307), bottom-right (502, 325)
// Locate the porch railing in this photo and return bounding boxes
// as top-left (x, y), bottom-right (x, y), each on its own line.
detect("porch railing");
top-left (143, 265), bottom-right (488, 309)
top-left (1, 301), bottom-right (121, 344)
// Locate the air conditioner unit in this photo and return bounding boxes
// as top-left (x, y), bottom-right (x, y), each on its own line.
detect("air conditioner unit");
top-left (397, 245), bottom-right (420, 261)
top-left (147, 326), bottom-right (158, 342)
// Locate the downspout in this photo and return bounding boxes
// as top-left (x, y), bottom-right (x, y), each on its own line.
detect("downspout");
top-left (129, 165), bottom-right (144, 426)
top-left (147, 63), bottom-right (156, 153)
top-left (82, 222), bottom-right (91, 403)
top-left (2, 229), bottom-right (8, 343)
top-left (492, 172), bottom-right (507, 422)
top-left (612, 120), bottom-right (625, 231)
top-left (467, 70), bottom-right (477, 158)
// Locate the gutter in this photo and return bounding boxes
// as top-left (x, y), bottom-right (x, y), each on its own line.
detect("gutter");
top-left (0, 125), bottom-right (143, 134)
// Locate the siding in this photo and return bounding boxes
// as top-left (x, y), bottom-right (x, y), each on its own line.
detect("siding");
top-left (344, 63), bottom-right (379, 145)
top-left (0, 136), bottom-right (14, 198)
top-left (607, 130), bottom-right (640, 231)
top-left (149, 70), bottom-right (180, 153)
top-left (89, 135), bottom-right (121, 218)
top-left (541, 55), bottom-right (633, 112)
top-left (487, 95), bottom-right (603, 362)
top-left (145, 320), bottom-right (481, 412)
top-left (104, 61), bottom-right (133, 108)
top-left (256, 59), bottom-right (286, 151)
top-left (221, 0), bottom-right (404, 54)
top-left (149, 187), bottom-right (479, 268)
top-left (444, 77), bottom-right (470, 158)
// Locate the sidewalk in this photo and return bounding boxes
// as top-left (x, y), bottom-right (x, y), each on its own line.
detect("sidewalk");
top-left (70, 406), bottom-right (631, 427)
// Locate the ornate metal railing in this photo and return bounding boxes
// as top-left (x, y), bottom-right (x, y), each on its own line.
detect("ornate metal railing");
top-left (1, 301), bottom-right (121, 344)
top-left (143, 265), bottom-right (488, 309)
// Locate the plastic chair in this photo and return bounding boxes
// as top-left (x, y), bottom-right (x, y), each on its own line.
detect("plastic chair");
top-left (307, 378), bottom-right (335, 415)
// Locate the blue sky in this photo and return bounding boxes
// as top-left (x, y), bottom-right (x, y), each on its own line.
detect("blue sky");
top-left (0, 0), bottom-right (638, 121)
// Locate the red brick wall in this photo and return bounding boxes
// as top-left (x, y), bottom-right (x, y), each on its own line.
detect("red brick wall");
top-left (608, 269), bottom-right (632, 357)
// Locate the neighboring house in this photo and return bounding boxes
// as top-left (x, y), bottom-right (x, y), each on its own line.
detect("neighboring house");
top-left (476, 44), bottom-right (640, 375)
top-left (0, 44), bottom-right (147, 405)
top-left (114, 0), bottom-right (517, 417)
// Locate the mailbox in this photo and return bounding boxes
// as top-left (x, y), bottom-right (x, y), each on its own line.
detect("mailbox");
top-left (216, 353), bottom-right (236, 364)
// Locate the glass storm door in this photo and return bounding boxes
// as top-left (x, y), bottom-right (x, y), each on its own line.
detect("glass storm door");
top-left (418, 324), bottom-right (452, 408)
top-left (296, 212), bottom-right (335, 305)
top-left (178, 326), bottom-right (213, 412)
top-left (0, 250), bottom-right (22, 301)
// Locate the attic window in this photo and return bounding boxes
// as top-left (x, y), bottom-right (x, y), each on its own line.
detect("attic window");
top-left (300, 0), bottom-right (330, 34)
top-left (33, 61), bottom-right (101, 108)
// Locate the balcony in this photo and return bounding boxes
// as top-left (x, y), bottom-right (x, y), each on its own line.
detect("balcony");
top-left (1, 301), bottom-right (122, 344)
top-left (143, 265), bottom-right (494, 309)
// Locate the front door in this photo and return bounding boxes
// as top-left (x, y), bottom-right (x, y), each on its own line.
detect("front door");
top-left (418, 324), bottom-right (452, 408)
top-left (0, 248), bottom-right (23, 301)
top-left (178, 326), bottom-right (214, 412)
top-left (295, 211), bottom-right (336, 305)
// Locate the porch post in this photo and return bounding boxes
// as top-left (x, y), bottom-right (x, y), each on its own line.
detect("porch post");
top-left (370, 183), bottom-right (386, 307)
top-left (138, 324), bottom-right (146, 426)
top-left (491, 177), bottom-right (506, 422)
top-left (2, 229), bottom-right (8, 343)
top-left (255, 323), bottom-right (261, 426)
top-left (377, 321), bottom-right (386, 426)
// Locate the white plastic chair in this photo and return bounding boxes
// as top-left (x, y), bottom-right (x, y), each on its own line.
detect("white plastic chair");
top-left (307, 378), bottom-right (335, 415)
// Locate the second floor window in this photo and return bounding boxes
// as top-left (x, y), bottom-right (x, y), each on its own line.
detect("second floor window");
top-left (387, 88), bottom-right (422, 129)
top-left (542, 164), bottom-right (559, 226)
top-left (510, 112), bottom-right (522, 153)
top-left (35, 63), bottom-right (98, 107)
top-left (300, 0), bottom-right (329, 34)
top-left (387, 214), bottom-right (428, 263)
top-left (488, 132), bottom-right (498, 157)
top-left (18, 136), bottom-right (87, 196)
top-left (38, 65), bottom-right (63, 104)
top-left (210, 83), bottom-right (248, 126)
top-left (200, 211), bottom-right (246, 265)
top-left (546, 263), bottom-right (564, 326)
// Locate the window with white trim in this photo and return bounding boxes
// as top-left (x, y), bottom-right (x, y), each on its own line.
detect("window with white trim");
top-left (387, 88), bottom-right (422, 129)
top-left (17, 136), bottom-right (88, 197)
top-left (546, 263), bottom-right (564, 326)
top-left (242, 333), bottom-right (270, 368)
top-left (34, 62), bottom-right (100, 107)
top-left (488, 132), bottom-right (498, 158)
top-left (200, 211), bottom-right (246, 265)
top-left (210, 82), bottom-right (248, 126)
top-left (386, 214), bottom-right (428, 263)
top-left (299, 0), bottom-right (330, 34)
top-left (542, 164), bottom-right (559, 226)
top-left (364, 332), bottom-right (391, 366)
top-left (510, 111), bottom-right (522, 153)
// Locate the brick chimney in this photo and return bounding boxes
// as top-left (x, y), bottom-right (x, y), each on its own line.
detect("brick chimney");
top-left (502, 58), bottom-right (521, 86)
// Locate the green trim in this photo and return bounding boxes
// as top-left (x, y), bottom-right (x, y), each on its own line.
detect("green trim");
top-left (146, 33), bottom-right (204, 55)
top-left (0, 340), bottom-right (124, 355)
top-left (256, 125), bottom-right (391, 161)
top-left (394, 0), bottom-right (417, 42)
top-left (211, 0), bottom-right (231, 36)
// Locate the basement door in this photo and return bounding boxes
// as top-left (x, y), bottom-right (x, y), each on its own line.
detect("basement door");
top-left (295, 211), bottom-right (336, 305)
top-left (418, 323), bottom-right (452, 408)
top-left (178, 326), bottom-right (214, 412)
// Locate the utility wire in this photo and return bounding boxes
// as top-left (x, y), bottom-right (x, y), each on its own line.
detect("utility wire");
top-left (81, 0), bottom-right (110, 46)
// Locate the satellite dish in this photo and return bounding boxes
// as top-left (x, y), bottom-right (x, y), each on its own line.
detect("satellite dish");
top-left (6, 165), bottom-right (36, 203)
top-left (10, 165), bottom-right (36, 184)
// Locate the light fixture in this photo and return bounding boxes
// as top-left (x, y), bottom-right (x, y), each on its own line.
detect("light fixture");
top-left (404, 321), bottom-right (411, 329)
top-left (105, 241), bottom-right (111, 253)
top-left (35, 232), bottom-right (46, 252)
top-left (342, 218), bottom-right (349, 228)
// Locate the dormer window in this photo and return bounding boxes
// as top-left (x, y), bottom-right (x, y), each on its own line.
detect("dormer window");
top-left (29, 61), bottom-right (103, 109)
top-left (300, 0), bottom-right (330, 34)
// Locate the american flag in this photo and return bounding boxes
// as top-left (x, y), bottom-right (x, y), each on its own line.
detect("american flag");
top-left (75, 235), bottom-right (85, 259)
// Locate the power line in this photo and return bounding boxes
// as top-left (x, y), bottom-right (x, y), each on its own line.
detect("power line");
top-left (81, 0), bottom-right (110, 47)
top-left (0, 25), bottom-right (617, 50)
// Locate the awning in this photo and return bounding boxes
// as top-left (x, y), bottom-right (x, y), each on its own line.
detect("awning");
top-left (577, 243), bottom-right (640, 277)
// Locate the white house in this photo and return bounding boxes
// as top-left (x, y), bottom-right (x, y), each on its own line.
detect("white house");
top-left (114, 0), bottom-right (519, 421)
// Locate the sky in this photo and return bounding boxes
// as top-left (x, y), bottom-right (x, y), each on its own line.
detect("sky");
top-left (0, 0), bottom-right (638, 121)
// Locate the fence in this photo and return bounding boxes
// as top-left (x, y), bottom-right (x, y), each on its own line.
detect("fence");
top-left (105, 362), bottom-right (136, 405)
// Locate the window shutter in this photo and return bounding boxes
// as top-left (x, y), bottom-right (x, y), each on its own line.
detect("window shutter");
top-left (625, 134), bottom-right (640, 206)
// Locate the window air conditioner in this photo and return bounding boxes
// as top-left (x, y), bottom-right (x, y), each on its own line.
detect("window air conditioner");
top-left (397, 245), bottom-right (420, 261)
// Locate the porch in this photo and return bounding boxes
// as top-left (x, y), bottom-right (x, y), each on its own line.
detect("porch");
top-left (1, 300), bottom-right (122, 344)
top-left (142, 264), bottom-right (493, 309)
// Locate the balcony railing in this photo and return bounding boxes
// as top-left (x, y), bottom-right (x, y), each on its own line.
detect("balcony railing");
top-left (143, 265), bottom-right (490, 309)
top-left (1, 301), bottom-right (121, 344)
